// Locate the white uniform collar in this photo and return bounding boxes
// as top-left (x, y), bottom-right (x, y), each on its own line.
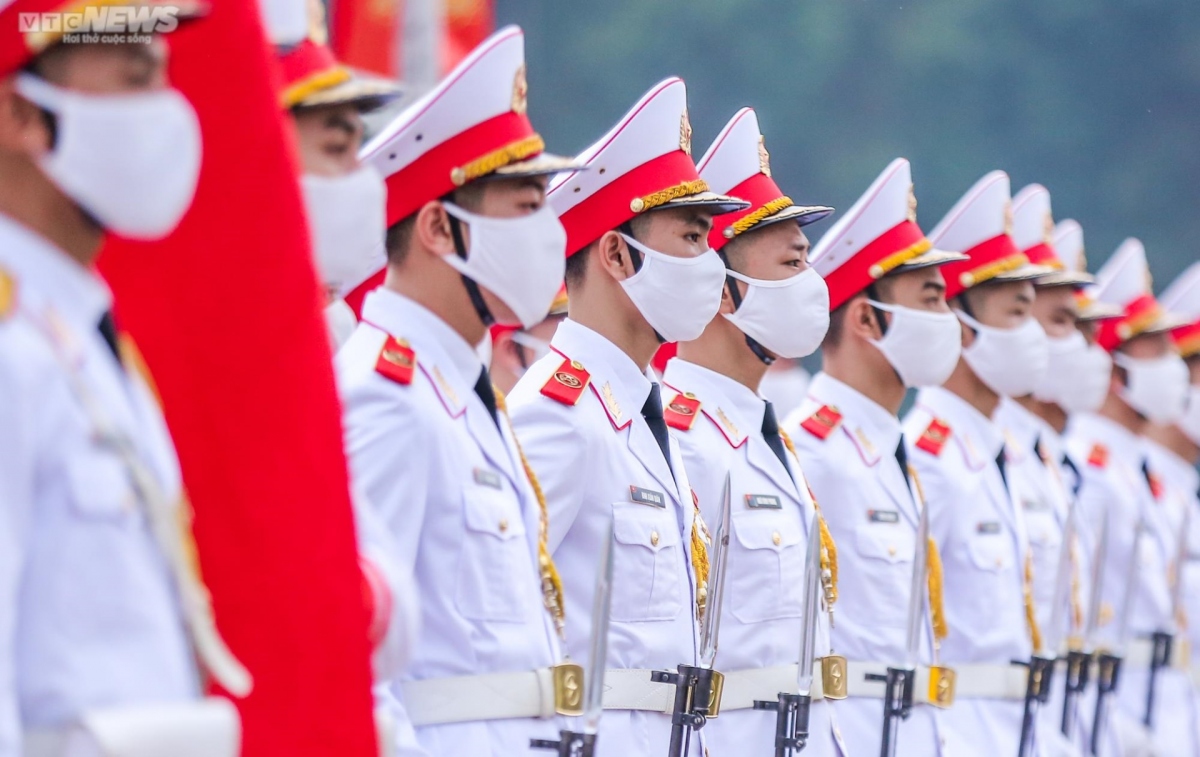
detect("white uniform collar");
top-left (807, 372), bottom-right (902, 465)
top-left (662, 357), bottom-right (762, 446)
top-left (916, 385), bottom-right (1006, 463)
top-left (361, 288), bottom-right (485, 398)
top-left (995, 397), bottom-right (1067, 466)
top-left (1144, 438), bottom-right (1200, 493)
top-left (0, 213), bottom-right (112, 335)
top-left (550, 318), bottom-right (652, 429)
top-left (1068, 412), bottom-right (1143, 463)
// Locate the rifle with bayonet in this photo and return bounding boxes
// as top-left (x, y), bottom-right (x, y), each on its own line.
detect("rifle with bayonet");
top-left (653, 473), bottom-right (732, 757)
top-left (1143, 497), bottom-right (1188, 730)
top-left (531, 519), bottom-right (616, 757)
top-left (753, 512), bottom-right (824, 756)
top-left (1091, 508), bottom-right (1135, 757)
top-left (1050, 495), bottom-right (1089, 739)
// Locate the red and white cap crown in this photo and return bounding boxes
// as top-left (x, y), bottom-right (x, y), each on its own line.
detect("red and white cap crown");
top-left (696, 108), bottom-right (832, 251)
top-left (1053, 219), bottom-right (1120, 322)
top-left (548, 78), bottom-right (747, 257)
top-left (362, 25), bottom-right (572, 226)
top-left (1012, 184), bottom-right (1090, 288)
top-left (1161, 262), bottom-right (1200, 358)
top-left (929, 171), bottom-right (1047, 300)
top-left (1092, 239), bottom-right (1186, 351)
top-left (810, 158), bottom-right (960, 311)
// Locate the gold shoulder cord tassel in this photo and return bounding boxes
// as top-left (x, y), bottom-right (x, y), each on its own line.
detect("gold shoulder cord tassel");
top-left (495, 387), bottom-right (568, 643)
top-left (908, 466), bottom-right (949, 645)
top-left (780, 430), bottom-right (839, 621)
top-left (691, 500), bottom-right (712, 623)
top-left (1024, 553), bottom-right (1044, 653)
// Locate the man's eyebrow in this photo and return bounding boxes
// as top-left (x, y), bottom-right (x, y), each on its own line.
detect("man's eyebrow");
top-left (923, 280), bottom-right (946, 293)
top-left (324, 112), bottom-right (360, 136)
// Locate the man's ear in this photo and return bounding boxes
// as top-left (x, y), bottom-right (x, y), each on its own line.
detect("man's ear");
top-left (0, 77), bottom-right (51, 156)
top-left (595, 230), bottom-right (637, 282)
top-left (717, 278), bottom-right (737, 316)
top-left (413, 200), bottom-right (457, 259)
top-left (844, 296), bottom-right (882, 342)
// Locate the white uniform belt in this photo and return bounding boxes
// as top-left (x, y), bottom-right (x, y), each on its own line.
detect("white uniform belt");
top-left (402, 667), bottom-right (560, 726)
top-left (601, 669), bottom-right (675, 713)
top-left (840, 661), bottom-right (955, 705)
top-left (944, 663), bottom-right (1028, 700)
top-left (1124, 636), bottom-right (1189, 671)
top-left (719, 665), bottom-right (826, 710)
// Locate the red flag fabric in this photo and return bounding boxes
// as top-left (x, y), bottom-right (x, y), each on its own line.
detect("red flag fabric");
top-left (331, 0), bottom-right (404, 77)
top-left (97, 3), bottom-right (378, 755)
top-left (442, 0), bottom-right (492, 72)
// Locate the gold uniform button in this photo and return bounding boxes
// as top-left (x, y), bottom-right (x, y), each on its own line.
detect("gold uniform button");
top-left (651, 530), bottom-right (660, 547)
top-left (499, 519), bottom-right (509, 533)
top-left (995, 558), bottom-right (1003, 568)
top-left (772, 531), bottom-right (782, 546)
top-left (887, 545), bottom-right (897, 557)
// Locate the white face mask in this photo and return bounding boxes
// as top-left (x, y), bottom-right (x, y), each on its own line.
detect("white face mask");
top-left (1032, 331), bottom-right (1113, 414)
top-left (867, 300), bottom-right (963, 388)
top-left (15, 73), bottom-right (202, 240)
top-left (1177, 385), bottom-right (1200, 447)
top-left (619, 233), bottom-right (727, 343)
top-left (442, 202), bottom-right (567, 329)
top-left (1113, 352), bottom-right (1190, 424)
top-left (956, 310), bottom-right (1050, 397)
top-left (302, 166), bottom-right (388, 298)
top-left (722, 267), bottom-right (829, 359)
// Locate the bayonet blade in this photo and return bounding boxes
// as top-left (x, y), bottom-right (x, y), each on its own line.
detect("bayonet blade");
top-left (699, 472), bottom-right (733, 669)
top-left (1045, 497), bottom-right (1078, 656)
top-left (904, 496), bottom-right (930, 670)
top-left (582, 518), bottom-right (615, 734)
top-left (796, 513), bottom-right (822, 696)
top-left (1083, 504), bottom-right (1111, 651)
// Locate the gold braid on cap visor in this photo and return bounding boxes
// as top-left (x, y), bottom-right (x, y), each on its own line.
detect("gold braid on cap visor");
top-left (728, 197), bottom-right (795, 237)
top-left (281, 67), bottom-right (353, 109)
top-left (958, 253), bottom-right (1030, 289)
top-left (630, 179), bottom-right (711, 213)
top-left (868, 238), bottom-right (934, 279)
top-left (450, 134), bottom-right (546, 186)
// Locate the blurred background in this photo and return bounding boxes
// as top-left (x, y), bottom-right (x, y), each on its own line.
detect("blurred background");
top-left (329, 0), bottom-right (1199, 284)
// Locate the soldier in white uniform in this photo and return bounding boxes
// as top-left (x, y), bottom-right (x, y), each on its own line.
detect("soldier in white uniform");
top-left (902, 171), bottom-right (1054, 757)
top-left (659, 108), bottom-right (847, 756)
top-left (1067, 241), bottom-right (1192, 756)
top-left (789, 157), bottom-right (965, 757)
top-left (507, 78), bottom-right (748, 757)
top-left (272, 4), bottom-right (401, 349)
top-left (995, 187), bottom-right (1121, 756)
top-left (0, 4), bottom-right (251, 753)
top-left (338, 27), bottom-right (583, 757)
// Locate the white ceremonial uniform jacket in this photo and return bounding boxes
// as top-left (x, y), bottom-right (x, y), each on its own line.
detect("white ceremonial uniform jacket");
top-left (903, 386), bottom-right (1035, 757)
top-left (1140, 439), bottom-right (1200, 757)
top-left (788, 373), bottom-right (950, 757)
top-left (994, 398), bottom-right (1092, 757)
top-left (0, 216), bottom-right (198, 755)
top-left (337, 289), bottom-right (562, 757)
top-left (1065, 414), bottom-right (1177, 756)
top-left (508, 319), bottom-right (703, 757)
top-left (661, 359), bottom-right (847, 757)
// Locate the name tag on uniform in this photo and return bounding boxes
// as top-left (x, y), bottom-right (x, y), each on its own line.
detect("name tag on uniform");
top-left (473, 468), bottom-right (502, 489)
top-left (868, 509), bottom-right (899, 524)
top-left (1022, 498), bottom-right (1049, 512)
top-left (629, 486), bottom-right (666, 508)
top-left (745, 494), bottom-right (782, 510)
top-left (976, 521), bottom-right (1002, 535)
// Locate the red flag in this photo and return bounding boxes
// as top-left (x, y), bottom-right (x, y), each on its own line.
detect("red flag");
top-left (442, 0), bottom-right (492, 72)
top-left (331, 0), bottom-right (404, 77)
top-left (98, 3), bottom-right (378, 755)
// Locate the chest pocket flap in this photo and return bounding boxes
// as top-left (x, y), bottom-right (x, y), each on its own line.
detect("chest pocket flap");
top-left (65, 446), bottom-right (137, 520)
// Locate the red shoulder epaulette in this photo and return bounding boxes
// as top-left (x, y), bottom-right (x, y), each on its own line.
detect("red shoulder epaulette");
top-left (800, 404), bottom-right (842, 440)
top-left (541, 357), bottom-right (590, 406)
top-left (915, 418), bottom-right (951, 456)
top-left (664, 392), bottom-right (702, 431)
top-left (375, 336), bottom-right (416, 385)
top-left (1087, 443), bottom-right (1109, 469)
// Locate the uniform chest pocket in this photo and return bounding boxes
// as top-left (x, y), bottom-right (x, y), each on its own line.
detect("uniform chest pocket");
top-left (64, 445), bottom-right (138, 522)
top-left (1023, 510), bottom-right (1059, 548)
top-left (854, 520), bottom-right (916, 565)
top-left (967, 529), bottom-right (1011, 573)
top-left (728, 510), bottom-right (805, 624)
top-left (455, 484), bottom-right (530, 623)
top-left (610, 502), bottom-right (684, 623)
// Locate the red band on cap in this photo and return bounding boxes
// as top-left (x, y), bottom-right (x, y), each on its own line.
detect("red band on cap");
top-left (0, 0), bottom-right (92, 76)
top-left (382, 110), bottom-right (538, 225)
top-left (1173, 320), bottom-right (1200, 358)
top-left (824, 220), bottom-right (929, 311)
top-left (279, 39), bottom-right (342, 92)
top-left (941, 234), bottom-right (1024, 301)
top-left (709, 172), bottom-right (786, 250)
top-left (1023, 242), bottom-right (1062, 269)
top-left (558, 150), bottom-right (700, 257)
top-left (1097, 293), bottom-right (1165, 352)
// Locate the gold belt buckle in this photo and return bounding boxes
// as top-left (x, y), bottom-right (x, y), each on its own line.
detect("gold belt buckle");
top-left (927, 665), bottom-right (956, 708)
top-left (552, 662), bottom-right (584, 716)
top-left (705, 670), bottom-right (725, 718)
top-left (821, 656), bottom-right (848, 700)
